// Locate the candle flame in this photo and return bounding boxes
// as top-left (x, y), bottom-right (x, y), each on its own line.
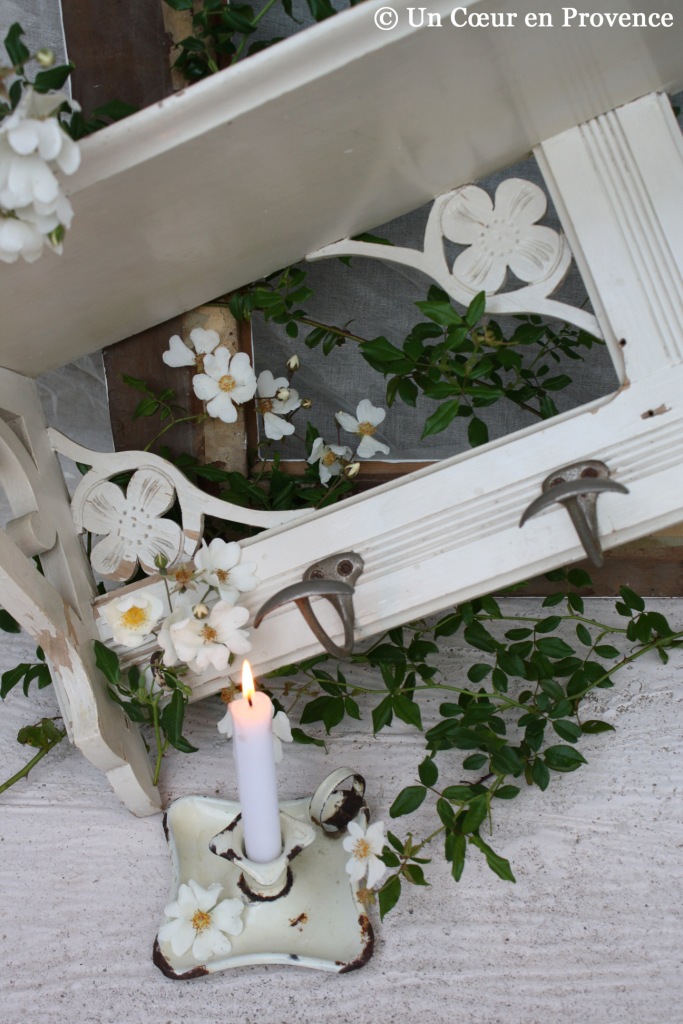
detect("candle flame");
top-left (241, 660), bottom-right (255, 705)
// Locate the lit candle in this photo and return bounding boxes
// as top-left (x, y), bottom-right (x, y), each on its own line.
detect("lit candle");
top-left (229, 661), bottom-right (282, 863)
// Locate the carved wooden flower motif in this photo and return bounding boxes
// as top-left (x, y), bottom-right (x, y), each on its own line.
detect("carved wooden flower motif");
top-left (441, 178), bottom-right (562, 292)
top-left (81, 469), bottom-right (183, 580)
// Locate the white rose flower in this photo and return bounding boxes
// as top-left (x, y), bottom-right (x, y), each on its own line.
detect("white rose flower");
top-left (0, 87), bottom-right (80, 263)
top-left (192, 349), bottom-right (257, 423)
top-left (101, 592), bottom-right (164, 648)
top-left (169, 601), bottom-right (251, 673)
top-left (156, 603), bottom-right (193, 668)
top-left (158, 879), bottom-right (244, 963)
top-left (255, 370), bottom-right (301, 440)
top-left (307, 437), bottom-right (352, 485)
top-left (343, 819), bottom-right (386, 889)
top-left (336, 399), bottom-right (390, 458)
top-left (193, 538), bottom-right (258, 603)
top-left (162, 327), bottom-right (222, 370)
top-left (0, 215), bottom-right (44, 263)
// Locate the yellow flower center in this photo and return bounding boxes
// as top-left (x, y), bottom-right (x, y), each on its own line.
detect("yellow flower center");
top-left (201, 624), bottom-right (218, 643)
top-left (219, 374), bottom-right (236, 393)
top-left (322, 450), bottom-right (339, 466)
top-left (353, 838), bottom-right (371, 860)
top-left (357, 421), bottom-right (376, 436)
top-left (173, 564), bottom-right (194, 586)
top-left (257, 398), bottom-right (273, 413)
top-left (119, 605), bottom-right (148, 630)
top-left (191, 909), bottom-right (212, 933)
top-left (216, 568), bottom-right (230, 584)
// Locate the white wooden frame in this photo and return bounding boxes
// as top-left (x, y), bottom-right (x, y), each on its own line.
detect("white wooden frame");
top-left (0, 3), bottom-right (680, 812)
top-left (63, 95), bottom-right (683, 701)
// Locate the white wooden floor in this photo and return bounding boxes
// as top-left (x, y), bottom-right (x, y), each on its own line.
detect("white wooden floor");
top-left (1, 597), bottom-right (681, 1024)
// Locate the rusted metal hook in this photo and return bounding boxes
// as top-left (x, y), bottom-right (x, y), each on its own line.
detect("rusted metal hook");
top-left (519, 460), bottom-right (629, 567)
top-left (253, 552), bottom-right (364, 658)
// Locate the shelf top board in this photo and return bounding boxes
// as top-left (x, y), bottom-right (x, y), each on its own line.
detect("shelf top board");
top-left (2, 0), bottom-right (682, 375)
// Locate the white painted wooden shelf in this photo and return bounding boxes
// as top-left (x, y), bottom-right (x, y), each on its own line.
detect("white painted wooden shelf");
top-left (0, 1), bottom-right (681, 812)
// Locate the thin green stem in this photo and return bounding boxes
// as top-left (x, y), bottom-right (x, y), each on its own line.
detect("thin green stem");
top-left (0, 728), bottom-right (66, 794)
top-left (151, 698), bottom-right (166, 786)
top-left (144, 414), bottom-right (204, 452)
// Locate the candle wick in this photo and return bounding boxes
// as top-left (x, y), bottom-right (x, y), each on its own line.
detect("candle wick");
top-left (247, 695), bottom-right (253, 707)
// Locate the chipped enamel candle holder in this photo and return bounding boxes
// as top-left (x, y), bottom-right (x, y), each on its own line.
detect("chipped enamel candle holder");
top-left (153, 768), bottom-right (373, 977)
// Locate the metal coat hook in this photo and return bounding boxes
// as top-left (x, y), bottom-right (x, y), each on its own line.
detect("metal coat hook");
top-left (253, 552), bottom-right (364, 658)
top-left (519, 460), bottom-right (629, 567)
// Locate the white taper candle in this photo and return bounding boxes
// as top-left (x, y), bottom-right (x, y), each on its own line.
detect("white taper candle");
top-left (229, 661), bottom-right (282, 863)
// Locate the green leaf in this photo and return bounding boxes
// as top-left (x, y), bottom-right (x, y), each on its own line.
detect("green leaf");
top-left (389, 785), bottom-right (427, 818)
top-left (461, 794), bottom-right (489, 834)
top-left (465, 291), bottom-right (486, 326)
top-left (378, 875), bottom-right (401, 919)
top-left (441, 785), bottom-right (474, 801)
top-left (403, 863), bottom-right (428, 886)
top-left (467, 416), bottom-right (489, 447)
top-left (463, 621), bottom-right (499, 654)
top-left (94, 641), bottom-right (120, 686)
top-left (164, 0), bottom-right (195, 9)
top-left (33, 64), bottom-right (74, 92)
top-left (576, 623), bottom-right (592, 646)
top-left (543, 744), bottom-right (587, 772)
top-left (372, 696), bottom-right (394, 733)
top-left (414, 300), bottom-right (463, 327)
top-left (418, 756), bottom-right (438, 787)
top-left (469, 835), bottom-right (516, 882)
top-left (536, 637), bottom-right (575, 659)
top-left (594, 644), bottom-right (620, 660)
top-left (368, 643), bottom-right (406, 666)
top-left (435, 612), bottom-right (461, 638)
top-left (567, 567), bottom-right (592, 588)
top-left (392, 694), bottom-right (423, 730)
top-left (462, 753), bottom-right (487, 771)
top-left (619, 585), bottom-right (645, 611)
top-left (536, 616), bottom-right (561, 633)
top-left (0, 609), bottom-right (21, 633)
top-left (580, 719), bottom-right (615, 734)
top-left (451, 834), bottom-right (467, 881)
top-left (467, 663), bottom-right (492, 683)
top-left (5, 23), bottom-right (30, 69)
top-left (490, 746), bottom-right (524, 776)
top-left (505, 627), bottom-right (532, 640)
top-left (159, 689), bottom-right (186, 745)
top-left (291, 727), bottom-right (326, 748)
top-left (552, 719), bottom-right (582, 743)
top-left (532, 757), bottom-right (550, 791)
top-left (421, 400), bottom-right (461, 439)
top-left (493, 785), bottom-right (521, 799)
top-left (387, 831), bottom-right (405, 853)
top-left (300, 695), bottom-right (344, 733)
top-left (1, 664), bottom-right (29, 699)
top-left (133, 396), bottom-right (160, 419)
top-left (539, 678), bottom-right (565, 701)
top-left (436, 798), bottom-right (455, 827)
top-left (496, 652), bottom-right (526, 678)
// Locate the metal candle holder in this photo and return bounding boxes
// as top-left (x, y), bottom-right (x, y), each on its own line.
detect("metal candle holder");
top-left (153, 769), bottom-right (373, 978)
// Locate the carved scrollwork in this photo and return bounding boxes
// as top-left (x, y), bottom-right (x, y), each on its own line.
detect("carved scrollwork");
top-left (0, 415), bottom-right (56, 557)
top-left (49, 430), bottom-right (304, 582)
top-left (79, 468), bottom-right (183, 581)
top-left (308, 178), bottom-right (600, 336)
